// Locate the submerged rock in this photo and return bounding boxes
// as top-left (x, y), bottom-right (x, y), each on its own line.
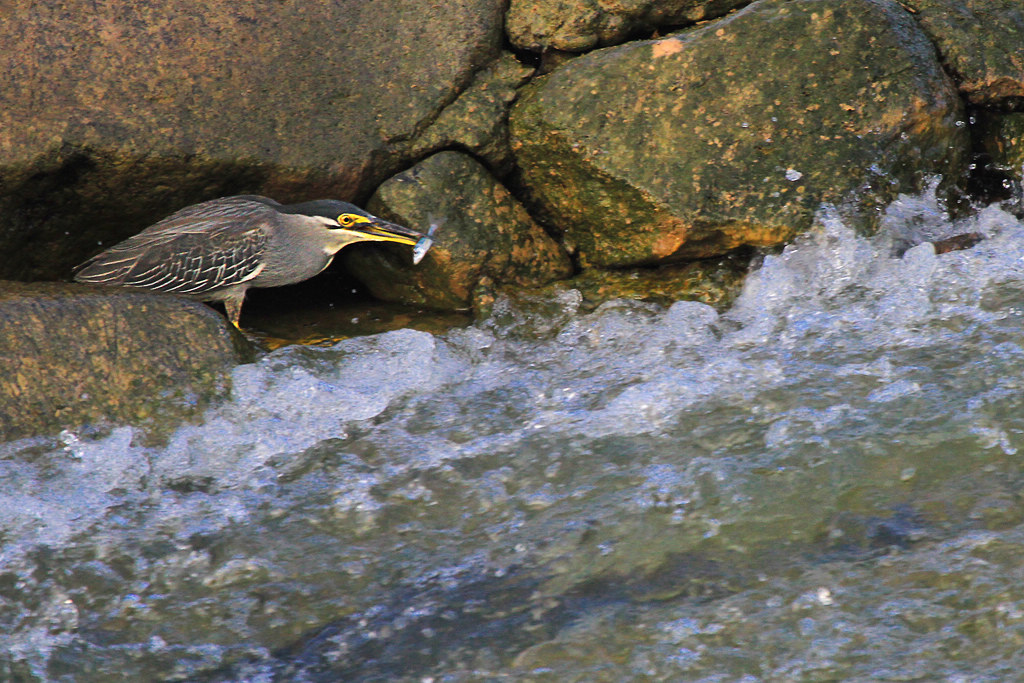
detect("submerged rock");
top-left (510, 0), bottom-right (968, 268)
top-left (0, 282), bottom-right (248, 441)
top-left (349, 151), bottom-right (572, 310)
top-left (931, 232), bottom-right (985, 254)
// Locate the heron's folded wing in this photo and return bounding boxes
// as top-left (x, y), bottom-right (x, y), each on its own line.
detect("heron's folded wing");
top-left (75, 221), bottom-right (269, 295)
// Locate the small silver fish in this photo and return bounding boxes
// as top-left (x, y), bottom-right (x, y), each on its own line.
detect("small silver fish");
top-left (412, 214), bottom-right (444, 265)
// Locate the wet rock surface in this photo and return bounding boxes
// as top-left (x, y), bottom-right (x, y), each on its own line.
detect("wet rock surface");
top-left (510, 0), bottom-right (968, 268)
top-left (349, 151), bottom-right (572, 310)
top-left (0, 282), bottom-right (248, 441)
top-left (557, 253), bottom-right (749, 312)
top-left (2, 0), bottom-right (1021, 310)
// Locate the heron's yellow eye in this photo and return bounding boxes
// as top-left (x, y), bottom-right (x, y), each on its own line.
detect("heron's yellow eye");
top-left (337, 214), bottom-right (356, 227)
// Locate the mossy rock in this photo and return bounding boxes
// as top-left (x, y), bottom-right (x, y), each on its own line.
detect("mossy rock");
top-left (510, 0), bottom-right (968, 268)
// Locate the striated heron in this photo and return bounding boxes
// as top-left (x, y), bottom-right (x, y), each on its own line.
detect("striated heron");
top-left (74, 195), bottom-right (431, 327)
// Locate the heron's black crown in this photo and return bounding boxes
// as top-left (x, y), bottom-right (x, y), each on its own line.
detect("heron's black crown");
top-left (279, 200), bottom-right (372, 221)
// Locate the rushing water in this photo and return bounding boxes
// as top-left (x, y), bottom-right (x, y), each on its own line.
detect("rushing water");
top-left (4, 191), bottom-right (1024, 681)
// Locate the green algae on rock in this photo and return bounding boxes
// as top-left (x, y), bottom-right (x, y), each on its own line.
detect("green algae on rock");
top-left (565, 254), bottom-right (749, 312)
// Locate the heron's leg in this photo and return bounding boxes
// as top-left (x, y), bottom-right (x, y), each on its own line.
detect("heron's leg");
top-left (224, 297), bottom-right (243, 328)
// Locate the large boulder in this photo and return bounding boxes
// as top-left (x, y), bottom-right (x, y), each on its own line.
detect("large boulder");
top-left (0, 283), bottom-right (248, 441)
top-left (906, 0), bottom-right (1024, 105)
top-left (347, 151), bottom-right (572, 310)
top-left (510, 0), bottom-right (969, 268)
top-left (0, 0), bottom-right (505, 282)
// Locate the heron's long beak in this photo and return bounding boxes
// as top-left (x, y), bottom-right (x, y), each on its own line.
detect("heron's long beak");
top-left (352, 218), bottom-right (424, 246)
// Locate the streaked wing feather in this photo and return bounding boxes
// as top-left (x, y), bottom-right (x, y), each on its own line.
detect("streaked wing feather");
top-left (122, 228), bottom-right (267, 294)
top-left (76, 200), bottom-right (272, 295)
